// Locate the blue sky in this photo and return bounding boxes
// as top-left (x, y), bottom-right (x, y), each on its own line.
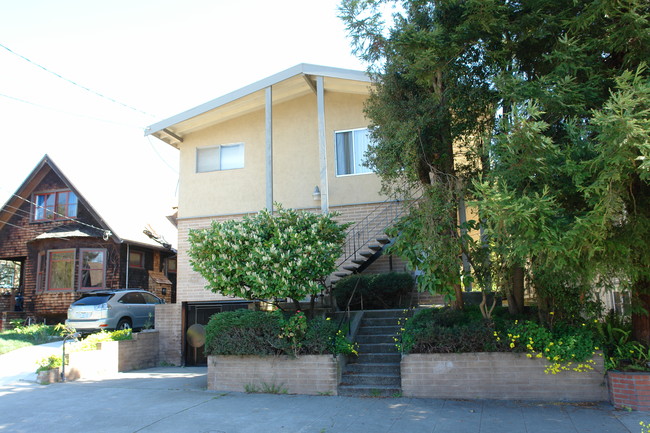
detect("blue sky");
top-left (0, 0), bottom-right (364, 238)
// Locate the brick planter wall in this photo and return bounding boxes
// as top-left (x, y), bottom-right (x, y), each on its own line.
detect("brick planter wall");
top-left (401, 352), bottom-right (608, 401)
top-left (67, 331), bottom-right (159, 380)
top-left (208, 355), bottom-right (343, 395)
top-left (608, 371), bottom-right (650, 411)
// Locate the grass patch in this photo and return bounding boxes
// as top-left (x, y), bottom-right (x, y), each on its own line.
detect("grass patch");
top-left (0, 324), bottom-right (64, 355)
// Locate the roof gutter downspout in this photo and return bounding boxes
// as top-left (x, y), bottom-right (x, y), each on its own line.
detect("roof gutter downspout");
top-left (126, 243), bottom-right (130, 289)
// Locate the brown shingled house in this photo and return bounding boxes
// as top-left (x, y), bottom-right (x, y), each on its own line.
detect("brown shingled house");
top-left (0, 155), bottom-right (177, 328)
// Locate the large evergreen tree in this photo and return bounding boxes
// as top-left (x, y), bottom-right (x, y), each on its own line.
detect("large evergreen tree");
top-left (340, 0), bottom-right (506, 307)
top-left (341, 0), bottom-right (650, 336)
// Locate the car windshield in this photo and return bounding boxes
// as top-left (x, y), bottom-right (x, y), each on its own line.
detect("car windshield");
top-left (73, 294), bottom-right (113, 306)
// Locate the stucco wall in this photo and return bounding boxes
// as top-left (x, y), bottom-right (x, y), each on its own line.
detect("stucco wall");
top-left (176, 90), bottom-right (385, 220)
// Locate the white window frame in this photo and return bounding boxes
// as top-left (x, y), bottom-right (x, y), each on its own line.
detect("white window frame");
top-left (45, 249), bottom-right (76, 291)
top-left (196, 143), bottom-right (245, 173)
top-left (334, 128), bottom-right (373, 177)
top-left (79, 248), bottom-right (107, 290)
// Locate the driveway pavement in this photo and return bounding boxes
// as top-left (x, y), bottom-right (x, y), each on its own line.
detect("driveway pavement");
top-left (0, 344), bottom-right (648, 432)
top-left (0, 340), bottom-right (63, 386)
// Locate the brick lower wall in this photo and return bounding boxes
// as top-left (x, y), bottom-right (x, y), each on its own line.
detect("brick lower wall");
top-left (67, 331), bottom-right (159, 380)
top-left (155, 303), bottom-right (183, 366)
top-left (401, 352), bottom-right (608, 401)
top-left (208, 355), bottom-right (342, 395)
top-left (608, 371), bottom-right (650, 410)
top-left (117, 330), bottom-right (159, 371)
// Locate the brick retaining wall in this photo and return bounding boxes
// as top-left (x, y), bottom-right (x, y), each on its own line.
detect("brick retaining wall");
top-left (401, 352), bottom-right (608, 401)
top-left (608, 371), bottom-right (650, 410)
top-left (208, 355), bottom-right (342, 395)
top-left (66, 331), bottom-right (159, 380)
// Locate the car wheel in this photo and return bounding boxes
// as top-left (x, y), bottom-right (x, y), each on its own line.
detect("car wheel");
top-left (116, 318), bottom-right (132, 330)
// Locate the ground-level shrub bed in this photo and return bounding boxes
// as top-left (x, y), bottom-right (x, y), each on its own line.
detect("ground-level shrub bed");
top-left (205, 309), bottom-right (356, 357)
top-left (400, 306), bottom-right (603, 374)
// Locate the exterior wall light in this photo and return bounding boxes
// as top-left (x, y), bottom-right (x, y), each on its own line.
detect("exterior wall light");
top-left (312, 186), bottom-right (321, 201)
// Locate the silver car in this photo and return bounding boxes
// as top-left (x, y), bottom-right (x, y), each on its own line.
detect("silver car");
top-left (65, 289), bottom-right (164, 332)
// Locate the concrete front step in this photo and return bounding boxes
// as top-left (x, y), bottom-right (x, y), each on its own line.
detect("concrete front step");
top-left (361, 317), bottom-right (403, 327)
top-left (357, 325), bottom-right (401, 336)
top-left (357, 342), bottom-right (399, 353)
top-left (344, 363), bottom-right (401, 375)
top-left (355, 353), bottom-right (401, 364)
top-left (337, 384), bottom-right (402, 398)
top-left (360, 309), bottom-right (407, 318)
top-left (356, 334), bottom-right (399, 344)
top-left (340, 373), bottom-right (401, 387)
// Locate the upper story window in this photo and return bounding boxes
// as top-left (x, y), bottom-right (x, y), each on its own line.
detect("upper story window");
top-left (196, 143), bottom-right (245, 173)
top-left (335, 128), bottom-right (372, 176)
top-left (34, 190), bottom-right (78, 221)
top-left (129, 250), bottom-right (144, 269)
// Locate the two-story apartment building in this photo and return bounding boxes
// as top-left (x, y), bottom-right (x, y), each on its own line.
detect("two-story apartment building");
top-left (146, 64), bottom-right (408, 365)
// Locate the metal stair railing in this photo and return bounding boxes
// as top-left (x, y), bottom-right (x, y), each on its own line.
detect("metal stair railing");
top-left (336, 190), bottom-right (422, 269)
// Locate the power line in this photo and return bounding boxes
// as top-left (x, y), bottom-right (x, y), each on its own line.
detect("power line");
top-left (1, 189), bottom-right (112, 240)
top-left (0, 219), bottom-right (69, 241)
top-left (0, 92), bottom-right (143, 129)
top-left (0, 42), bottom-right (159, 119)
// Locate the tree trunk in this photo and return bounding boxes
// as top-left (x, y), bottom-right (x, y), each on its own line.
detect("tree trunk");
top-left (507, 265), bottom-right (525, 315)
top-left (632, 279), bottom-right (650, 345)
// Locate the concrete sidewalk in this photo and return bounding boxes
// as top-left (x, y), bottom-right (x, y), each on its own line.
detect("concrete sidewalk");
top-left (0, 366), bottom-right (647, 433)
top-left (0, 340), bottom-right (63, 386)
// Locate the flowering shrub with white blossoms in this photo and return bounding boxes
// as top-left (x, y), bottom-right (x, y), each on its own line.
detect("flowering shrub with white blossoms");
top-left (188, 205), bottom-right (349, 308)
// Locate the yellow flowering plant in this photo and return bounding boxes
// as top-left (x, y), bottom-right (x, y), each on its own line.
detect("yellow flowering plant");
top-left (503, 320), bottom-right (600, 374)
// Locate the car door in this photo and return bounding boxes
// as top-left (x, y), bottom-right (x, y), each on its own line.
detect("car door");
top-left (119, 292), bottom-right (148, 328)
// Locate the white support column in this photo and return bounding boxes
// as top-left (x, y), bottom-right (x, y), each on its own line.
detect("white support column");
top-left (265, 86), bottom-right (273, 211)
top-left (316, 76), bottom-right (329, 213)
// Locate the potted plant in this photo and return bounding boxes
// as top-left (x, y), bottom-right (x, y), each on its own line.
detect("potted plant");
top-left (35, 355), bottom-right (62, 384)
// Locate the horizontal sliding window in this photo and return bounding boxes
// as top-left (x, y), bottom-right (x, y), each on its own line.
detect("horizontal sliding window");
top-left (197, 143), bottom-right (244, 172)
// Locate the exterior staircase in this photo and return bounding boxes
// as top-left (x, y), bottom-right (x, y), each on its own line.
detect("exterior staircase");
top-left (338, 309), bottom-right (406, 397)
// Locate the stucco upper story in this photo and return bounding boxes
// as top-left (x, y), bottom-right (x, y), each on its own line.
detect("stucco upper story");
top-left (145, 64), bottom-right (386, 219)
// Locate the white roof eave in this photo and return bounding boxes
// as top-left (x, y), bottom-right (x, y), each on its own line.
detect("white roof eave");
top-left (144, 63), bottom-right (370, 141)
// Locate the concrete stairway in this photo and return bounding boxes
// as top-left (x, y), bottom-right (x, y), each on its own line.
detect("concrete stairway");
top-left (338, 309), bottom-right (405, 397)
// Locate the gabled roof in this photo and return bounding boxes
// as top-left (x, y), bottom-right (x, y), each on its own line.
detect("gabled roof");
top-left (145, 63), bottom-right (371, 147)
top-left (0, 155), bottom-right (175, 251)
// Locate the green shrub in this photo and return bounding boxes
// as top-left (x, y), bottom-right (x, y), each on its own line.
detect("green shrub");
top-left (36, 355), bottom-right (62, 373)
top-left (72, 329), bottom-right (132, 352)
top-left (400, 308), bottom-right (505, 353)
top-left (333, 272), bottom-right (414, 310)
top-left (205, 309), bottom-right (356, 357)
top-left (205, 310), bottom-right (285, 356)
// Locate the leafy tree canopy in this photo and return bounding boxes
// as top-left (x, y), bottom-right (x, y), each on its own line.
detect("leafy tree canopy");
top-left (187, 206), bottom-right (349, 310)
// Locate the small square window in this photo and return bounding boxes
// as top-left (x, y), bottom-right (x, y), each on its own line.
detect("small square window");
top-left (335, 129), bottom-right (372, 176)
top-left (197, 144), bottom-right (244, 172)
top-left (129, 251), bottom-right (144, 269)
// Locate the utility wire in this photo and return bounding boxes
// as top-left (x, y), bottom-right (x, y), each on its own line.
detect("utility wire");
top-left (0, 92), bottom-right (144, 129)
top-left (2, 189), bottom-right (112, 240)
top-left (0, 219), bottom-right (69, 241)
top-left (0, 42), bottom-right (159, 119)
